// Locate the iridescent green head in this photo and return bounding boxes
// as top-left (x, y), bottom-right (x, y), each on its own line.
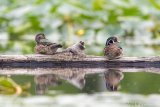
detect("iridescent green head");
top-left (105, 36), bottom-right (119, 46)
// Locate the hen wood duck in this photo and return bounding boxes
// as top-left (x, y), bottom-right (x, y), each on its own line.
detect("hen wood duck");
top-left (104, 36), bottom-right (123, 60)
top-left (35, 33), bottom-right (62, 54)
top-left (64, 41), bottom-right (85, 55)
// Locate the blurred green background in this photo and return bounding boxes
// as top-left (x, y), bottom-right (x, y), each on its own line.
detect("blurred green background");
top-left (0, 0), bottom-right (160, 56)
top-left (0, 1), bottom-right (160, 106)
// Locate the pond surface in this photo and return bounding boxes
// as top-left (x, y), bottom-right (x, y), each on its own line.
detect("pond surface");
top-left (0, 68), bottom-right (160, 107)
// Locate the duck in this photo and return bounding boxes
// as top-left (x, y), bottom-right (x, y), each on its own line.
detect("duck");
top-left (34, 33), bottom-right (62, 54)
top-left (64, 41), bottom-right (85, 55)
top-left (104, 36), bottom-right (123, 60)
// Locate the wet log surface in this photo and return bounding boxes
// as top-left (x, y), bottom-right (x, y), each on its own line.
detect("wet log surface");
top-left (0, 54), bottom-right (160, 68)
top-left (0, 68), bottom-right (160, 75)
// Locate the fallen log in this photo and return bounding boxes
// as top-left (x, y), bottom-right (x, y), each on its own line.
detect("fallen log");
top-left (0, 54), bottom-right (160, 68)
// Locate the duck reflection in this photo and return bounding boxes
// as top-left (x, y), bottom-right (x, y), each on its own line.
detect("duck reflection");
top-left (34, 74), bottom-right (61, 95)
top-left (34, 68), bottom-right (123, 94)
top-left (60, 71), bottom-right (86, 89)
top-left (104, 69), bottom-right (124, 91)
top-left (34, 68), bottom-right (86, 94)
top-left (82, 69), bottom-right (124, 93)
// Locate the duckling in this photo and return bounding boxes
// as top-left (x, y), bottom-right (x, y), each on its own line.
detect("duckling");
top-left (34, 33), bottom-right (62, 54)
top-left (104, 36), bottom-right (123, 60)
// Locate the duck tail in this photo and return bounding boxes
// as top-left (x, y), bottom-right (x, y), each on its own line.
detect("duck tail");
top-left (56, 44), bottom-right (62, 48)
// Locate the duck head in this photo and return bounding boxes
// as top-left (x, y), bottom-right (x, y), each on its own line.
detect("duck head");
top-left (35, 33), bottom-right (46, 44)
top-left (78, 41), bottom-right (85, 50)
top-left (105, 36), bottom-right (119, 46)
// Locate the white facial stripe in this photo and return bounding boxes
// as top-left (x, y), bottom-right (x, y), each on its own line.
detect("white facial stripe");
top-left (107, 39), bottom-right (114, 45)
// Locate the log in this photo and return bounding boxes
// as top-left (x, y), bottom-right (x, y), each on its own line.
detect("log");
top-left (0, 54), bottom-right (160, 68)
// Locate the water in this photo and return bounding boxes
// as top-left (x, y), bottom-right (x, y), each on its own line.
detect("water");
top-left (0, 68), bottom-right (160, 107)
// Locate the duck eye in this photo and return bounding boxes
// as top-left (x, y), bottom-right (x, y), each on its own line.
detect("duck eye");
top-left (37, 36), bottom-right (41, 40)
top-left (39, 35), bottom-right (44, 39)
top-left (107, 40), bottom-right (114, 45)
top-left (36, 35), bottom-right (43, 42)
top-left (109, 40), bottom-right (113, 44)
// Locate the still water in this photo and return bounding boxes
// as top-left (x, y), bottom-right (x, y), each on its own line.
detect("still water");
top-left (0, 68), bottom-right (160, 107)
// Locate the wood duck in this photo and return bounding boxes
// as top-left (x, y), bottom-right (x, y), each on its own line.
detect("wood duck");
top-left (64, 41), bottom-right (85, 55)
top-left (34, 33), bottom-right (62, 54)
top-left (104, 36), bottom-right (123, 60)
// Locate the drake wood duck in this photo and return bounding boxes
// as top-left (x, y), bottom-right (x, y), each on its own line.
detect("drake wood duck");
top-left (104, 37), bottom-right (123, 60)
top-left (34, 33), bottom-right (62, 54)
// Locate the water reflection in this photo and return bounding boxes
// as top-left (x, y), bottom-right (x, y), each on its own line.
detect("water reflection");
top-left (34, 68), bottom-right (87, 94)
top-left (0, 68), bottom-right (160, 95)
top-left (34, 68), bottom-right (124, 94)
top-left (104, 69), bottom-right (124, 91)
top-left (83, 69), bottom-right (124, 93)
top-left (35, 74), bottom-right (62, 95)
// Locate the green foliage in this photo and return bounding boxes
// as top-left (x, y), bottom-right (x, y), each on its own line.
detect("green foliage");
top-left (0, 0), bottom-right (160, 55)
top-left (0, 77), bottom-right (30, 95)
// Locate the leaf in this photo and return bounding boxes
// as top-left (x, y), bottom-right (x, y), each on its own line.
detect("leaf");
top-left (92, 0), bottom-right (106, 10)
top-left (0, 77), bottom-right (30, 95)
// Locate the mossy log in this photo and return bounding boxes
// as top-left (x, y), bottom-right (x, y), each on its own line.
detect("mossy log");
top-left (0, 54), bottom-right (160, 68)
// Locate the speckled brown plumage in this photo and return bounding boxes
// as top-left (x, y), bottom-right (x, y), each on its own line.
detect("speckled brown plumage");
top-left (34, 33), bottom-right (62, 54)
top-left (64, 41), bottom-right (86, 56)
top-left (104, 36), bottom-right (123, 60)
top-left (35, 44), bottom-right (62, 54)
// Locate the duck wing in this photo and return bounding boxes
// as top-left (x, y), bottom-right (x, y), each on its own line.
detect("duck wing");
top-left (39, 39), bottom-right (53, 46)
